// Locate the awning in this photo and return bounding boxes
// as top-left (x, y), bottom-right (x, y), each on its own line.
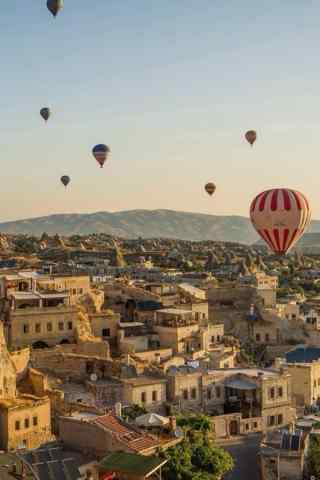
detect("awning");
top-left (135, 413), bottom-right (170, 428)
top-left (225, 378), bottom-right (257, 390)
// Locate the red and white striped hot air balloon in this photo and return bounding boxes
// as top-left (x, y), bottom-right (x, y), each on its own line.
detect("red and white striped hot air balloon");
top-left (250, 188), bottom-right (311, 255)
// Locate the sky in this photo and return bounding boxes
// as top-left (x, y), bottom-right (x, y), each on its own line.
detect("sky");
top-left (1, 1), bottom-right (320, 221)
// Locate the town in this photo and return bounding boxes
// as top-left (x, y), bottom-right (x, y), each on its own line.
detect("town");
top-left (0, 232), bottom-right (320, 479)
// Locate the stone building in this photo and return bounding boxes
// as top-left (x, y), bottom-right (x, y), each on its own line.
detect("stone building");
top-left (0, 322), bottom-right (51, 451)
top-left (0, 272), bottom-right (92, 348)
top-left (59, 411), bottom-right (160, 458)
top-left (154, 308), bottom-right (222, 354)
top-left (260, 429), bottom-right (308, 480)
top-left (279, 349), bottom-right (320, 407)
top-left (167, 366), bottom-right (295, 435)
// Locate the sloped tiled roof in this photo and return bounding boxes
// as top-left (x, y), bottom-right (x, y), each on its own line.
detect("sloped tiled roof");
top-left (94, 413), bottom-right (159, 452)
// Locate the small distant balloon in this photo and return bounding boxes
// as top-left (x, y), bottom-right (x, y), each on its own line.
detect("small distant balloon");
top-left (40, 107), bottom-right (50, 122)
top-left (47, 0), bottom-right (64, 17)
top-left (60, 175), bottom-right (70, 188)
top-left (205, 182), bottom-right (216, 196)
top-left (92, 144), bottom-right (110, 168)
top-left (245, 130), bottom-right (257, 146)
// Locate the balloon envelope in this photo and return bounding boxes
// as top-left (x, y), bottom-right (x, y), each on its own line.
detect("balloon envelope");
top-left (250, 188), bottom-right (311, 255)
top-left (245, 130), bottom-right (257, 146)
top-left (40, 107), bottom-right (50, 122)
top-left (205, 183), bottom-right (216, 196)
top-left (60, 176), bottom-right (70, 187)
top-left (47, 0), bottom-right (64, 16)
top-left (92, 144), bottom-right (110, 168)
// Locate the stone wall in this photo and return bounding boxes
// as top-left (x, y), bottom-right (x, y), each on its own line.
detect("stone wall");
top-left (10, 348), bottom-right (30, 380)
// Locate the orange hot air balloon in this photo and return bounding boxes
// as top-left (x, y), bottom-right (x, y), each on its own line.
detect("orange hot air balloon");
top-left (250, 188), bottom-right (311, 255)
top-left (245, 130), bottom-right (257, 146)
top-left (205, 182), bottom-right (216, 196)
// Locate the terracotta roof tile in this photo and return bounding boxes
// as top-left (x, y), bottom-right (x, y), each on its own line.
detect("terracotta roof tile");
top-left (93, 413), bottom-right (159, 452)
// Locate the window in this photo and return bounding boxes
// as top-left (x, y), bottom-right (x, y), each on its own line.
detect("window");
top-left (265, 333), bottom-right (270, 342)
top-left (217, 335), bottom-right (221, 342)
top-left (224, 362), bottom-right (229, 369)
top-left (256, 333), bottom-right (261, 342)
top-left (58, 322), bottom-right (64, 331)
top-left (152, 391), bottom-right (158, 402)
top-left (191, 388), bottom-right (197, 399)
top-left (47, 322), bottom-right (52, 332)
top-left (278, 386), bottom-right (283, 398)
top-left (72, 288), bottom-right (77, 295)
top-left (207, 388), bottom-right (212, 400)
top-left (24, 418), bottom-right (29, 429)
top-left (215, 386), bottom-right (221, 398)
top-left (15, 420), bottom-right (20, 431)
top-left (277, 414), bottom-right (283, 425)
top-left (68, 321), bottom-right (73, 330)
top-left (141, 392), bottom-right (146, 403)
top-left (35, 323), bottom-right (41, 333)
top-left (254, 422), bottom-right (258, 429)
top-left (269, 387), bottom-right (275, 399)
top-left (183, 389), bottom-right (189, 400)
top-left (78, 288), bottom-right (83, 295)
top-left (211, 336), bottom-right (215, 343)
top-left (102, 328), bottom-right (110, 337)
top-left (86, 362), bottom-right (94, 374)
top-left (23, 324), bottom-right (29, 334)
top-left (268, 416), bottom-right (275, 426)
top-left (246, 423), bottom-right (249, 431)
top-left (33, 416), bottom-right (38, 426)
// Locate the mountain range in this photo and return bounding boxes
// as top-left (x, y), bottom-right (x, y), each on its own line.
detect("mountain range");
top-left (0, 209), bottom-right (320, 244)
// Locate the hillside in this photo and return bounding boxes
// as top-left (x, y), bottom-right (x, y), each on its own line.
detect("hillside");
top-left (0, 209), bottom-right (320, 244)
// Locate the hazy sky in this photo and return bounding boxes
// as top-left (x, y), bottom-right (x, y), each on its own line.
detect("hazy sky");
top-left (2, 1), bottom-right (320, 221)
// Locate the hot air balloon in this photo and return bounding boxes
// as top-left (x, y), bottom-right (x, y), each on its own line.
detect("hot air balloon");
top-left (250, 188), bottom-right (311, 255)
top-left (47, 0), bottom-right (64, 17)
top-left (92, 144), bottom-right (110, 168)
top-left (205, 182), bottom-right (216, 196)
top-left (245, 130), bottom-right (257, 146)
top-left (60, 175), bottom-right (70, 188)
top-left (40, 107), bottom-right (50, 122)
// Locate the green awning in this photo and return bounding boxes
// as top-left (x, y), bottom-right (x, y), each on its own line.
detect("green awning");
top-left (99, 452), bottom-right (167, 477)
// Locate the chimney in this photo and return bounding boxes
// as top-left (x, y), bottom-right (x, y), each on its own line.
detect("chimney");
top-left (169, 416), bottom-right (177, 431)
top-left (115, 402), bottom-right (122, 419)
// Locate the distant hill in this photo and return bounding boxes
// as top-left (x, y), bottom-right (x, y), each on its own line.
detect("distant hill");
top-left (1, 209), bottom-right (320, 244)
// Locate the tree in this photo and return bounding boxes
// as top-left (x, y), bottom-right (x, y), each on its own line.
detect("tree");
top-left (308, 435), bottom-right (320, 479)
top-left (177, 414), bottom-right (212, 433)
top-left (123, 404), bottom-right (146, 421)
top-left (162, 417), bottom-right (233, 480)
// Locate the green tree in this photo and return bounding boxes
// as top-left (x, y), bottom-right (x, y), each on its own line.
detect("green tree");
top-left (123, 404), bottom-right (146, 421)
top-left (308, 435), bottom-right (320, 479)
top-left (162, 418), bottom-right (233, 480)
top-left (177, 414), bottom-right (212, 433)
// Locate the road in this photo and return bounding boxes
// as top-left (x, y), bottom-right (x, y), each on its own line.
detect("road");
top-left (219, 434), bottom-right (261, 480)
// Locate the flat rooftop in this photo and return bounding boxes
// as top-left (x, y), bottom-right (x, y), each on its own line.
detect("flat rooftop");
top-left (156, 307), bottom-right (192, 315)
top-left (207, 368), bottom-right (281, 378)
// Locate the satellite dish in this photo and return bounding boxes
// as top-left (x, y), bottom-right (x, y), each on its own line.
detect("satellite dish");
top-left (90, 373), bottom-right (97, 382)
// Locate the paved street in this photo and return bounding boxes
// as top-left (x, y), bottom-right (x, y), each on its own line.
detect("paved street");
top-left (219, 434), bottom-right (261, 480)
